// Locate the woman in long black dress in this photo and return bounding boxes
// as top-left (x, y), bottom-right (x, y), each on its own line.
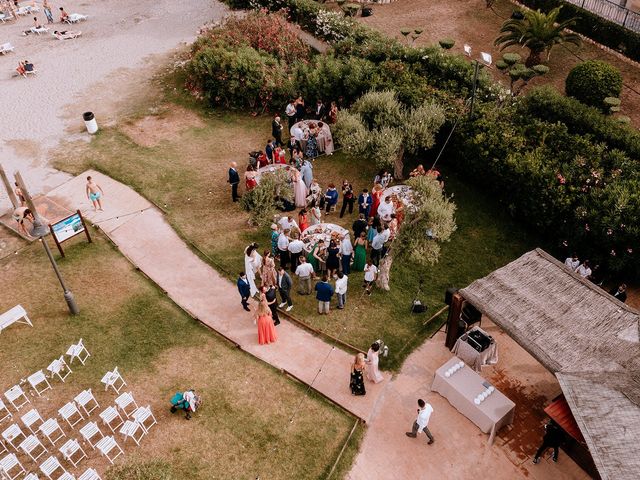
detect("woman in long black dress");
top-left (326, 239), bottom-right (340, 278)
top-left (350, 353), bottom-right (367, 396)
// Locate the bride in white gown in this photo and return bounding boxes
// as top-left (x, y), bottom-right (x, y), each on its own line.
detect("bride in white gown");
top-left (244, 243), bottom-right (262, 297)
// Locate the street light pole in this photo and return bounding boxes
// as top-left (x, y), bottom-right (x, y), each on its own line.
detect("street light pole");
top-left (13, 171), bottom-right (79, 315)
top-left (468, 60), bottom-right (480, 119)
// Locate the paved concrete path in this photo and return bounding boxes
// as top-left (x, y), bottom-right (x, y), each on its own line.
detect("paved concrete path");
top-left (47, 170), bottom-right (387, 423)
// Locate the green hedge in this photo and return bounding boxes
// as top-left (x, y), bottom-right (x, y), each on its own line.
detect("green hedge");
top-left (518, 0), bottom-right (640, 63)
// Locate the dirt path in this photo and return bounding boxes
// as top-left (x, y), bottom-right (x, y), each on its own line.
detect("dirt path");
top-left (359, 0), bottom-right (640, 126)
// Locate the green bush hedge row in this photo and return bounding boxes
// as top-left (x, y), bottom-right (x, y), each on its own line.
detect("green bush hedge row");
top-left (518, 0), bottom-right (640, 63)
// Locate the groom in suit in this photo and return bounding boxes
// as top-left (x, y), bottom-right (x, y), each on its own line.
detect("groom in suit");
top-left (228, 162), bottom-right (240, 202)
top-left (237, 272), bottom-right (251, 312)
top-left (277, 266), bottom-right (293, 312)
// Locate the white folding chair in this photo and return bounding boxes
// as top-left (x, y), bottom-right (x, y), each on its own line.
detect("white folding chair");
top-left (66, 339), bottom-right (90, 365)
top-left (19, 434), bottom-right (48, 462)
top-left (21, 409), bottom-right (44, 434)
top-left (95, 436), bottom-right (123, 465)
top-left (0, 439), bottom-right (7, 455)
top-left (74, 390), bottom-right (99, 417)
top-left (59, 474), bottom-right (76, 480)
top-left (2, 424), bottom-right (25, 449)
top-left (27, 371), bottom-right (52, 397)
top-left (24, 473), bottom-right (39, 480)
top-left (58, 403), bottom-right (83, 429)
top-left (39, 419), bottom-right (66, 446)
top-left (59, 439), bottom-right (86, 468)
top-left (132, 406), bottom-right (157, 434)
top-left (0, 453), bottom-right (26, 480)
top-left (98, 407), bottom-right (123, 433)
top-left (78, 468), bottom-right (101, 480)
top-left (79, 422), bottom-right (103, 450)
top-left (0, 400), bottom-right (12, 423)
top-left (118, 420), bottom-right (145, 446)
top-left (39, 456), bottom-right (66, 480)
top-left (101, 367), bottom-right (126, 394)
top-left (4, 386), bottom-right (30, 411)
top-left (114, 392), bottom-right (138, 418)
top-left (47, 356), bottom-right (72, 382)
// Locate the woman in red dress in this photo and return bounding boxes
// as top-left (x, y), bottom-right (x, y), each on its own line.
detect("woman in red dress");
top-left (392, 194), bottom-right (405, 225)
top-left (256, 300), bottom-right (277, 345)
top-left (369, 183), bottom-right (384, 218)
top-left (245, 165), bottom-right (258, 192)
top-left (298, 208), bottom-right (309, 233)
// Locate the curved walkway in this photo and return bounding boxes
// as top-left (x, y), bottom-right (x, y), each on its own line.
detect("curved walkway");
top-left (47, 170), bottom-right (388, 423)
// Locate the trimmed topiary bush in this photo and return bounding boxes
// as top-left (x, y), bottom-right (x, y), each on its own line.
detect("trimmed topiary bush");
top-left (565, 60), bottom-right (622, 110)
top-left (502, 52), bottom-right (522, 65)
top-left (438, 38), bottom-right (455, 49)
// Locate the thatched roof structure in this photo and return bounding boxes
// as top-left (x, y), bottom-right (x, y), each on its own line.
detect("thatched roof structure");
top-left (460, 248), bottom-right (640, 480)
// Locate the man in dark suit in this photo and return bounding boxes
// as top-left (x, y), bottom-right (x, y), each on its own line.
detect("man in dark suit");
top-left (265, 139), bottom-right (275, 163)
top-left (265, 285), bottom-right (280, 325)
top-left (272, 116), bottom-right (283, 146)
top-left (358, 189), bottom-right (372, 217)
top-left (277, 266), bottom-right (293, 312)
top-left (352, 213), bottom-right (368, 240)
top-left (237, 272), bottom-right (251, 311)
top-left (315, 99), bottom-right (326, 121)
top-left (610, 283), bottom-right (627, 303)
top-left (228, 161), bottom-right (240, 202)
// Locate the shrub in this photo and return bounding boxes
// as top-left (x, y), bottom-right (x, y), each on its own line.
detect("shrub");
top-left (565, 60), bottom-right (622, 110)
top-left (438, 38), bottom-right (455, 49)
top-left (242, 169), bottom-right (293, 227)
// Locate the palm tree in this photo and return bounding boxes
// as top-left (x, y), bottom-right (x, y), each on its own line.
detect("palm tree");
top-left (494, 7), bottom-right (581, 66)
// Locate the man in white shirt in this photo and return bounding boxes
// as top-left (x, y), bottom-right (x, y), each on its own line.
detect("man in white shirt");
top-left (285, 100), bottom-right (297, 129)
top-left (564, 253), bottom-right (579, 271)
top-left (339, 234), bottom-right (353, 274)
top-left (277, 229), bottom-right (290, 270)
top-left (278, 215), bottom-right (299, 233)
top-left (405, 398), bottom-right (434, 444)
top-left (377, 196), bottom-right (395, 222)
top-left (295, 257), bottom-right (315, 295)
top-left (576, 260), bottom-right (592, 278)
top-left (370, 228), bottom-right (385, 266)
top-left (335, 271), bottom-right (348, 309)
top-left (363, 260), bottom-right (378, 296)
top-left (288, 234), bottom-right (305, 272)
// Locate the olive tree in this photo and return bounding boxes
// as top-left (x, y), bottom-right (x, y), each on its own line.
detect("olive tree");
top-left (334, 90), bottom-right (445, 179)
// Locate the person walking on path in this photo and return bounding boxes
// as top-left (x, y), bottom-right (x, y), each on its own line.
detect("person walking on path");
top-left (295, 257), bottom-right (314, 295)
top-left (272, 116), bottom-right (283, 146)
top-left (237, 272), bottom-right (251, 312)
top-left (315, 275), bottom-right (334, 315)
top-left (406, 399), bottom-right (434, 444)
top-left (533, 420), bottom-right (563, 464)
top-left (365, 342), bottom-right (384, 383)
top-left (350, 353), bottom-right (366, 396)
top-left (335, 271), bottom-right (348, 309)
top-left (86, 176), bottom-right (105, 211)
top-left (256, 301), bottom-right (277, 345)
top-left (264, 285), bottom-right (280, 326)
top-left (277, 266), bottom-right (293, 312)
top-left (228, 162), bottom-right (240, 202)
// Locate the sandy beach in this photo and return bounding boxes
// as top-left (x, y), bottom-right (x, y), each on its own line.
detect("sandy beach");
top-left (0, 0), bottom-right (228, 211)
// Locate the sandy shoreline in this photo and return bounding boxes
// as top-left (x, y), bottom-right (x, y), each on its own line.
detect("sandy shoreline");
top-left (0, 0), bottom-right (228, 210)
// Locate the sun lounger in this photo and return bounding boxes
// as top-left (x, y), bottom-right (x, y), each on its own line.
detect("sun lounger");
top-left (0, 42), bottom-right (15, 55)
top-left (65, 13), bottom-right (87, 23)
top-left (30, 27), bottom-right (48, 35)
top-left (0, 13), bottom-right (14, 23)
top-left (53, 31), bottom-right (81, 40)
top-left (15, 6), bottom-right (32, 16)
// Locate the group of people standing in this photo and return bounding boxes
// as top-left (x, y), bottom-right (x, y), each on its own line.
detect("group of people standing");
top-left (564, 253), bottom-right (627, 302)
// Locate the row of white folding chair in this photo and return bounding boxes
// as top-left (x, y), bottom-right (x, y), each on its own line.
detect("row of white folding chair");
top-left (100, 368), bottom-right (126, 395)
top-left (0, 452), bottom-right (25, 480)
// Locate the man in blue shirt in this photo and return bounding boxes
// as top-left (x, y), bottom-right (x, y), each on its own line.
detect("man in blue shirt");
top-left (315, 275), bottom-right (334, 315)
top-left (358, 189), bottom-right (372, 217)
top-left (324, 184), bottom-right (339, 215)
top-left (237, 272), bottom-right (251, 312)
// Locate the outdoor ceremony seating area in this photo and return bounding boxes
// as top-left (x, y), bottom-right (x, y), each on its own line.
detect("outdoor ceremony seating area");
top-left (0, 337), bottom-right (156, 479)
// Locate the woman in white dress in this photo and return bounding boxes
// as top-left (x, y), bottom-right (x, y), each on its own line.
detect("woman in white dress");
top-left (310, 202), bottom-right (322, 226)
top-left (365, 342), bottom-right (384, 383)
top-left (290, 168), bottom-right (308, 208)
top-left (244, 243), bottom-right (262, 297)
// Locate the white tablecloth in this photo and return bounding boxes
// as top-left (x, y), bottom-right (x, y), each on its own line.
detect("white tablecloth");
top-left (431, 356), bottom-right (515, 444)
top-left (300, 223), bottom-right (349, 253)
top-left (452, 327), bottom-right (498, 372)
top-left (290, 120), bottom-right (334, 155)
top-left (381, 185), bottom-right (416, 212)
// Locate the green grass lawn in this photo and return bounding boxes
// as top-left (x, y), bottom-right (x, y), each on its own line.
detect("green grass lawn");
top-left (0, 234), bottom-right (360, 479)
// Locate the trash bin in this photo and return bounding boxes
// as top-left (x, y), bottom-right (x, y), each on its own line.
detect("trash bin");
top-left (83, 111), bottom-right (98, 134)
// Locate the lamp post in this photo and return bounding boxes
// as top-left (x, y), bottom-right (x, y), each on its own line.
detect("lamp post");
top-left (463, 45), bottom-right (492, 119)
top-left (14, 171), bottom-right (79, 315)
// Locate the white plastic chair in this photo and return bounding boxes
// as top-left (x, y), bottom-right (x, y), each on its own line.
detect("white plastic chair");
top-left (66, 339), bottom-right (90, 365)
top-left (27, 371), bottom-right (52, 397)
top-left (59, 439), bottom-right (86, 468)
top-left (47, 356), bottom-right (72, 383)
top-left (114, 392), bottom-right (138, 418)
top-left (58, 403), bottom-right (84, 429)
top-left (2, 424), bottom-right (25, 449)
top-left (132, 406), bottom-right (157, 434)
top-left (79, 422), bottom-right (103, 450)
top-left (101, 367), bottom-right (126, 394)
top-left (39, 419), bottom-right (66, 446)
top-left (95, 436), bottom-right (123, 465)
top-left (98, 406), bottom-right (123, 433)
top-left (24, 473), bottom-right (39, 480)
top-left (19, 434), bottom-right (48, 462)
top-left (0, 399), bottom-right (12, 423)
top-left (78, 468), bottom-right (101, 480)
top-left (21, 409), bottom-right (44, 434)
top-left (118, 420), bottom-right (145, 446)
top-left (0, 453), bottom-right (26, 480)
top-left (39, 456), bottom-right (66, 480)
top-left (4, 385), bottom-right (30, 410)
top-left (74, 390), bottom-right (99, 417)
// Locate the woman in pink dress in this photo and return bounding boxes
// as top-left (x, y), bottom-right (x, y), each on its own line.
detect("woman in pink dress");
top-left (365, 342), bottom-right (384, 383)
top-left (256, 301), bottom-right (277, 345)
top-left (260, 251), bottom-right (277, 287)
top-left (369, 184), bottom-right (384, 218)
top-left (291, 168), bottom-right (308, 208)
